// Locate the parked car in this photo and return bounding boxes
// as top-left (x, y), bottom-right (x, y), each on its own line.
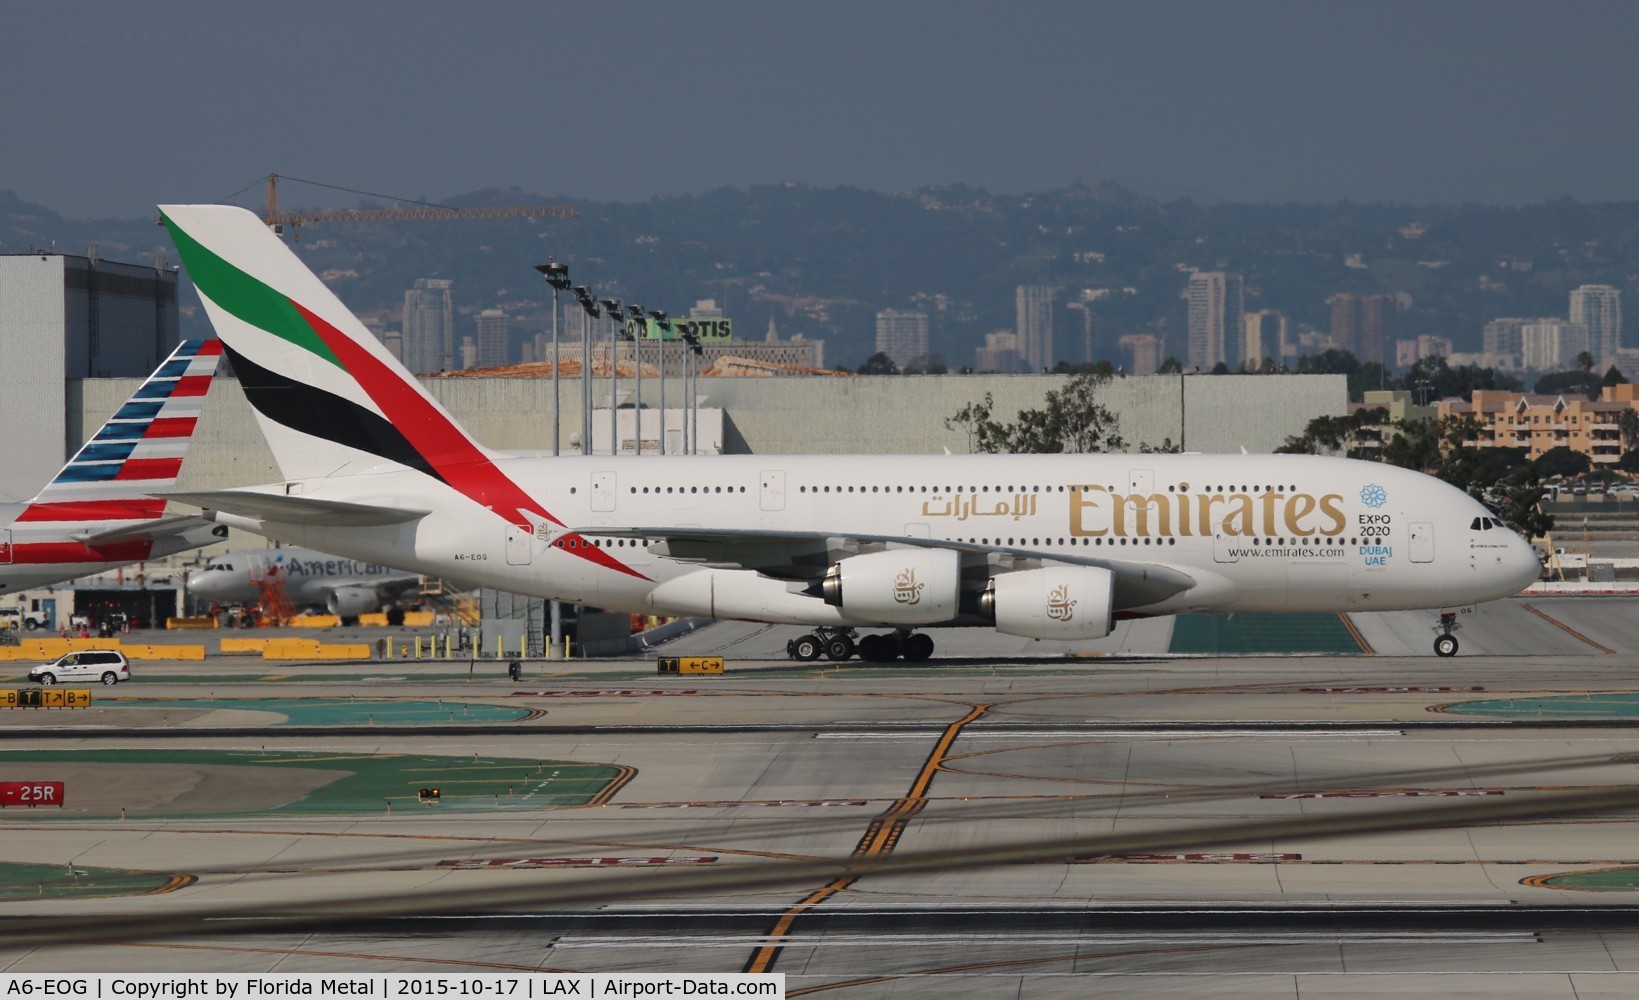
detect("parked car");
top-left (28, 650), bottom-right (130, 686)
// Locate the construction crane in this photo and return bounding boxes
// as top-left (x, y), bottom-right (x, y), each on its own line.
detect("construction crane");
top-left (161, 173), bottom-right (577, 237)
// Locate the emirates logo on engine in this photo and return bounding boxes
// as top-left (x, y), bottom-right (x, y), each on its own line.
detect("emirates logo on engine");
top-left (1046, 583), bottom-right (1077, 621)
top-left (893, 567), bottom-right (925, 605)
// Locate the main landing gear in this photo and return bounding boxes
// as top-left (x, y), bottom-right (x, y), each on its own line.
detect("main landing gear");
top-left (1432, 611), bottom-right (1461, 657)
top-left (787, 628), bottom-right (934, 663)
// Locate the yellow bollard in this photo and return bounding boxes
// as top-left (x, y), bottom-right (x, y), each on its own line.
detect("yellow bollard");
top-left (445, 634), bottom-right (453, 659)
top-left (414, 636), bottom-right (423, 659)
top-left (494, 635), bottom-right (503, 659)
top-left (565, 636), bottom-right (573, 659)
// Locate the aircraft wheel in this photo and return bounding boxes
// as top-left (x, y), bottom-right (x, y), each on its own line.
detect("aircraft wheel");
top-left (790, 635), bottom-right (822, 661)
top-left (901, 633), bottom-right (935, 662)
top-left (385, 607), bottom-right (406, 626)
top-left (824, 634), bottom-right (855, 661)
top-left (1434, 634), bottom-right (1459, 658)
top-left (858, 634), bottom-right (890, 662)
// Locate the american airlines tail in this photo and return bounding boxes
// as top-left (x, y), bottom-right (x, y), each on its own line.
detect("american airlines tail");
top-left (1, 339), bottom-right (227, 590)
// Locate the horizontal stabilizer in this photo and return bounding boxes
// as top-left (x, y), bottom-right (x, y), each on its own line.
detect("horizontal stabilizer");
top-left (164, 490), bottom-right (430, 527)
top-left (72, 513), bottom-right (219, 546)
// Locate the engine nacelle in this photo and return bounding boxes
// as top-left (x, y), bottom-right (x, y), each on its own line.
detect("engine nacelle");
top-left (326, 586), bottom-right (380, 618)
top-left (980, 566), bottom-right (1114, 640)
top-left (820, 548), bottom-right (960, 625)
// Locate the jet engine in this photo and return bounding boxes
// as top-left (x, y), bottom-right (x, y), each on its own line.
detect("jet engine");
top-left (326, 587), bottom-right (380, 618)
top-left (820, 548), bottom-right (959, 625)
top-left (979, 566), bottom-right (1114, 640)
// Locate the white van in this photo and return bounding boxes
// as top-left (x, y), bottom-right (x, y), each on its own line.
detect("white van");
top-left (29, 650), bottom-right (130, 686)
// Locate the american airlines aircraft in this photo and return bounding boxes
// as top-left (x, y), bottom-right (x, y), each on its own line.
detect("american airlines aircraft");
top-left (0, 339), bottom-right (227, 594)
top-left (187, 546), bottom-right (421, 620)
top-left (157, 205), bottom-right (1539, 660)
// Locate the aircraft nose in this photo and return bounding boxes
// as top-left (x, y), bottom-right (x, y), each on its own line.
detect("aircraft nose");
top-left (187, 571), bottom-right (218, 596)
top-left (1503, 534), bottom-right (1542, 594)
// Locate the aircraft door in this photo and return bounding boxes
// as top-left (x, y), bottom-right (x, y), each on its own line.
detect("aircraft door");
top-left (505, 524), bottom-right (533, 566)
top-left (0, 530), bottom-right (10, 564)
top-left (1409, 521), bottom-right (1435, 563)
top-left (591, 471), bottom-right (617, 513)
top-left (1212, 522), bottom-right (1239, 563)
top-left (760, 470), bottom-right (786, 511)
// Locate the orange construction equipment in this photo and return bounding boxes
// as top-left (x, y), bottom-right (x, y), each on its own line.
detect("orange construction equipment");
top-left (250, 565), bottom-right (297, 627)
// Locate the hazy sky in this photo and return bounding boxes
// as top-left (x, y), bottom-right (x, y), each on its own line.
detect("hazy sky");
top-left (5, 1), bottom-right (1638, 218)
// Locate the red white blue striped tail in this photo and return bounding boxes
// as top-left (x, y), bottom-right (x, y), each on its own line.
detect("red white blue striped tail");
top-left (17, 339), bottom-right (222, 525)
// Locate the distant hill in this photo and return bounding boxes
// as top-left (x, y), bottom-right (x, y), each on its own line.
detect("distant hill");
top-left (4, 183), bottom-right (1637, 370)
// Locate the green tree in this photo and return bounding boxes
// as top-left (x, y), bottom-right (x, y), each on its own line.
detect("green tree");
top-left (1618, 408), bottom-right (1639, 452)
top-left (1602, 365), bottom-right (1627, 389)
top-left (1535, 446), bottom-right (1591, 479)
top-left (1156, 356), bottom-right (1183, 374)
top-left (1534, 370), bottom-right (1600, 400)
top-left (1275, 408), bottom-right (1388, 459)
top-left (945, 373), bottom-right (1126, 454)
top-left (857, 352), bottom-right (899, 375)
top-left (1578, 350), bottom-right (1595, 374)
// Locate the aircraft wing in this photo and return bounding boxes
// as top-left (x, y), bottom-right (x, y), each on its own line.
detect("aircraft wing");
top-left (573, 526), bottom-right (1198, 611)
top-left (164, 491), bottom-right (430, 527)
top-left (71, 513), bottom-right (218, 546)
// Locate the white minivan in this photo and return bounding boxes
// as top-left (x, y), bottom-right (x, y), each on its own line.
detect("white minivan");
top-left (29, 650), bottom-right (130, 686)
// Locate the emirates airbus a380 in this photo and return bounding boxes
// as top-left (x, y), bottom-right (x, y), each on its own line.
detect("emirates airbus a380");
top-left (156, 204), bottom-right (1539, 660)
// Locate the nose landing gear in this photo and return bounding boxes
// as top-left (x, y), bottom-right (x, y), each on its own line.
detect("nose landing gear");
top-left (1432, 611), bottom-right (1461, 657)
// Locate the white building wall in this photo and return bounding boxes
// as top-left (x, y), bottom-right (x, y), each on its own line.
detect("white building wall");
top-left (0, 256), bottom-right (68, 500)
top-left (38, 373), bottom-right (1346, 511)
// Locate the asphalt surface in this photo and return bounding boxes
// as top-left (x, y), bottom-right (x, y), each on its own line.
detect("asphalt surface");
top-left (4, 597), bottom-right (1639, 997)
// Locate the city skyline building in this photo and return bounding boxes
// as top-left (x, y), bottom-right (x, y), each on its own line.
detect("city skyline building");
top-left (874, 308), bottom-right (930, 369)
top-left (975, 330), bottom-right (1027, 373)
top-left (1120, 333), bottom-right (1162, 375)
top-left (474, 308), bottom-right (510, 370)
top-left (402, 278), bottom-right (454, 374)
top-left (1521, 318), bottom-right (1590, 372)
top-left (1483, 317), bottom-right (1531, 364)
top-left (1329, 293), bottom-right (1397, 366)
top-left (1014, 284), bottom-right (1057, 371)
top-left (1242, 310), bottom-right (1287, 369)
top-left (1186, 271), bottom-right (1243, 370)
top-left (1570, 284), bottom-right (1622, 361)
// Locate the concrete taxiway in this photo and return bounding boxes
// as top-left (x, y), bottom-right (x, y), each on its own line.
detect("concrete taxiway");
top-left (3, 596), bottom-right (1639, 997)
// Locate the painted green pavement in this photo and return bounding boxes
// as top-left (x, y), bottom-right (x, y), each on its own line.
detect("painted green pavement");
top-left (121, 698), bottom-right (531, 726)
top-left (0, 749), bottom-right (628, 817)
top-left (1527, 867), bottom-right (1639, 891)
top-left (1169, 612), bottom-right (1364, 655)
top-left (0, 861), bottom-right (192, 900)
top-left (1440, 692), bottom-right (1639, 719)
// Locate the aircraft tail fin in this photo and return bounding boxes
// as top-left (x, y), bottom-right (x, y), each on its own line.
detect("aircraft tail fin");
top-left (158, 204), bottom-right (493, 484)
top-left (17, 338), bottom-right (221, 528)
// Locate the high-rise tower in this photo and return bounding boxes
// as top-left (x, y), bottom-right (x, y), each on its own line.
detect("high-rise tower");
top-left (1015, 284), bottom-right (1057, 371)
top-left (1186, 272), bottom-right (1243, 370)
top-left (1570, 284), bottom-right (1622, 361)
top-left (402, 278), bottom-right (454, 374)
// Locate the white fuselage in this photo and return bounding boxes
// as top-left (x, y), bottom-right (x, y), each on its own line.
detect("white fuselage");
top-left (187, 547), bottom-right (419, 606)
top-left (206, 452), bottom-right (1541, 627)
